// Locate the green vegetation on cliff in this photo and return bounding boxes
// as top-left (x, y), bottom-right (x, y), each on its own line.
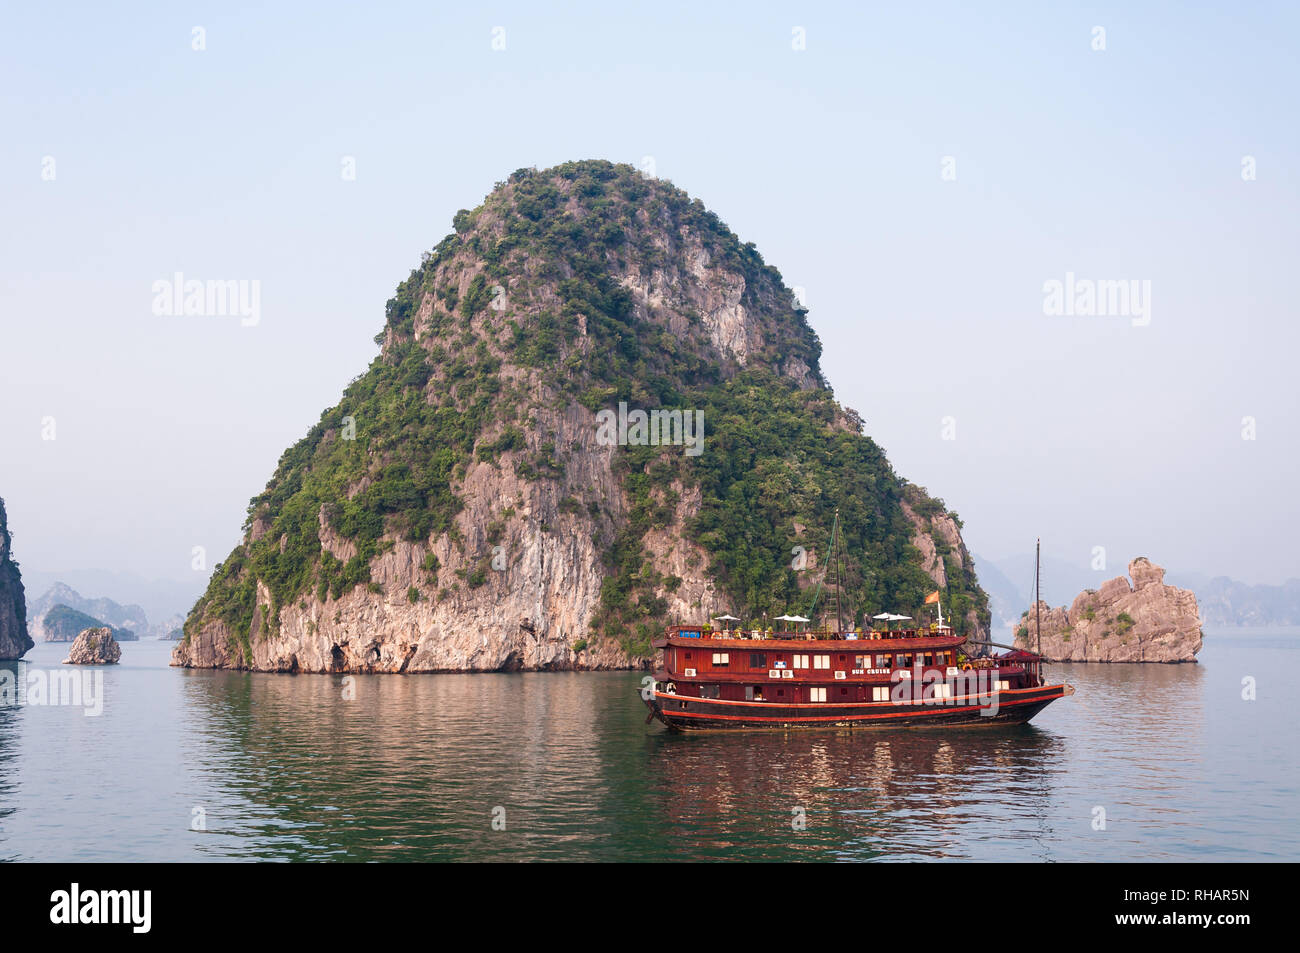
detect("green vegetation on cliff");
top-left (186, 160), bottom-right (988, 659)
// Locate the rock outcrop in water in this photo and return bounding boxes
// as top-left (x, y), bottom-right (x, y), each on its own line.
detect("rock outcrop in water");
top-left (175, 161), bottom-right (990, 674)
top-left (1013, 557), bottom-right (1203, 662)
top-left (63, 627), bottom-right (122, 665)
top-left (0, 498), bottom-right (32, 660)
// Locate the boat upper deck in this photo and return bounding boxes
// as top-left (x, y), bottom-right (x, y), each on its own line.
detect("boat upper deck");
top-left (653, 624), bottom-right (965, 653)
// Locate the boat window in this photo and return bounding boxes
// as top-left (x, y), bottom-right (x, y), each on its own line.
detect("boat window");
top-left (700, 684), bottom-right (720, 699)
top-left (810, 687), bottom-right (827, 702)
top-left (712, 652), bottom-right (729, 666)
top-left (793, 654), bottom-right (809, 669)
top-left (873, 686), bottom-right (890, 701)
top-left (749, 653), bottom-right (766, 668)
top-left (813, 655), bottom-right (830, 670)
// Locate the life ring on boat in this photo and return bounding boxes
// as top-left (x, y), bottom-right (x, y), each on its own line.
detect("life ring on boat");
top-left (961, 663), bottom-right (973, 672)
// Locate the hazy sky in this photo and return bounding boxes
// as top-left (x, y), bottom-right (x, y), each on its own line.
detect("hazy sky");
top-left (2, 1), bottom-right (1297, 599)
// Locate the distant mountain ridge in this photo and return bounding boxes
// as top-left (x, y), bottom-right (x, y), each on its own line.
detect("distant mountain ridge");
top-left (19, 569), bottom-right (201, 625)
top-left (28, 582), bottom-right (183, 640)
top-left (1188, 576), bottom-right (1300, 626)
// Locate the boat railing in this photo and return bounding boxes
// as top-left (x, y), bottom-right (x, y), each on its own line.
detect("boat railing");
top-left (678, 626), bottom-right (953, 642)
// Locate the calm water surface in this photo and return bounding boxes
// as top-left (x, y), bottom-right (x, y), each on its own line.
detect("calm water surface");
top-left (1, 628), bottom-right (1295, 861)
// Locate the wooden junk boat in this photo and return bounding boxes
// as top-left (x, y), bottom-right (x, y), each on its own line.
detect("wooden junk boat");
top-left (642, 533), bottom-right (1072, 732)
top-left (642, 623), bottom-right (1072, 731)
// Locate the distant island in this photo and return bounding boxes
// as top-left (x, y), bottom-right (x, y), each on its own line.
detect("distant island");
top-left (28, 581), bottom-right (182, 640)
top-left (42, 604), bottom-right (137, 642)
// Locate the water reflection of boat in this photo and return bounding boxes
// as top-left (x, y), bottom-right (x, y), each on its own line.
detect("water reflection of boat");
top-left (641, 728), bottom-right (1064, 860)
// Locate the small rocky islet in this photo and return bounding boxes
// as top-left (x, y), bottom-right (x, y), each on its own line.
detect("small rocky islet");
top-left (62, 627), bottom-right (122, 665)
top-left (1014, 557), bottom-right (1203, 662)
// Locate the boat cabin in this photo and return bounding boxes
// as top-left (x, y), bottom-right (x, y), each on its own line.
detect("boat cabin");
top-left (651, 624), bottom-right (1044, 705)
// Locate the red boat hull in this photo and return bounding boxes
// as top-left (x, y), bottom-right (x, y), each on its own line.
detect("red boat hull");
top-left (643, 683), bottom-right (1071, 732)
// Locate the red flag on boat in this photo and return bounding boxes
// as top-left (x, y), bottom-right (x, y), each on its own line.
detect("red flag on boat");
top-left (924, 591), bottom-right (940, 605)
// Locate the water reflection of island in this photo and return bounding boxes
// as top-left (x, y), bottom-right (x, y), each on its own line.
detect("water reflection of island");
top-left (0, 661), bottom-right (24, 861)
top-left (177, 669), bottom-right (614, 861)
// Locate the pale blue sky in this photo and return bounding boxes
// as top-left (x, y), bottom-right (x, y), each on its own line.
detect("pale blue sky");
top-left (2, 1), bottom-right (1297, 599)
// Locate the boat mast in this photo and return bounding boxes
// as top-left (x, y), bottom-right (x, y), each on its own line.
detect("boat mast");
top-left (1035, 538), bottom-right (1042, 657)
top-left (833, 508), bottom-right (842, 634)
top-left (807, 509), bottom-right (843, 634)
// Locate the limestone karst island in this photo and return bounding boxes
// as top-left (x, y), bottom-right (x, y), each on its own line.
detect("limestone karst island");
top-left (172, 161), bottom-right (995, 674)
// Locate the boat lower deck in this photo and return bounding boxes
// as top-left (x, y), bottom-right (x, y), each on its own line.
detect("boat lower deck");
top-left (643, 683), bottom-right (1072, 732)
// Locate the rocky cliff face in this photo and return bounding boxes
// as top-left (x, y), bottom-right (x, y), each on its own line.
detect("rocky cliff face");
top-left (0, 498), bottom-right (32, 660)
top-left (900, 488), bottom-right (988, 643)
top-left (175, 161), bottom-right (989, 674)
top-left (1013, 557), bottom-right (1202, 662)
top-left (63, 627), bottom-right (122, 665)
